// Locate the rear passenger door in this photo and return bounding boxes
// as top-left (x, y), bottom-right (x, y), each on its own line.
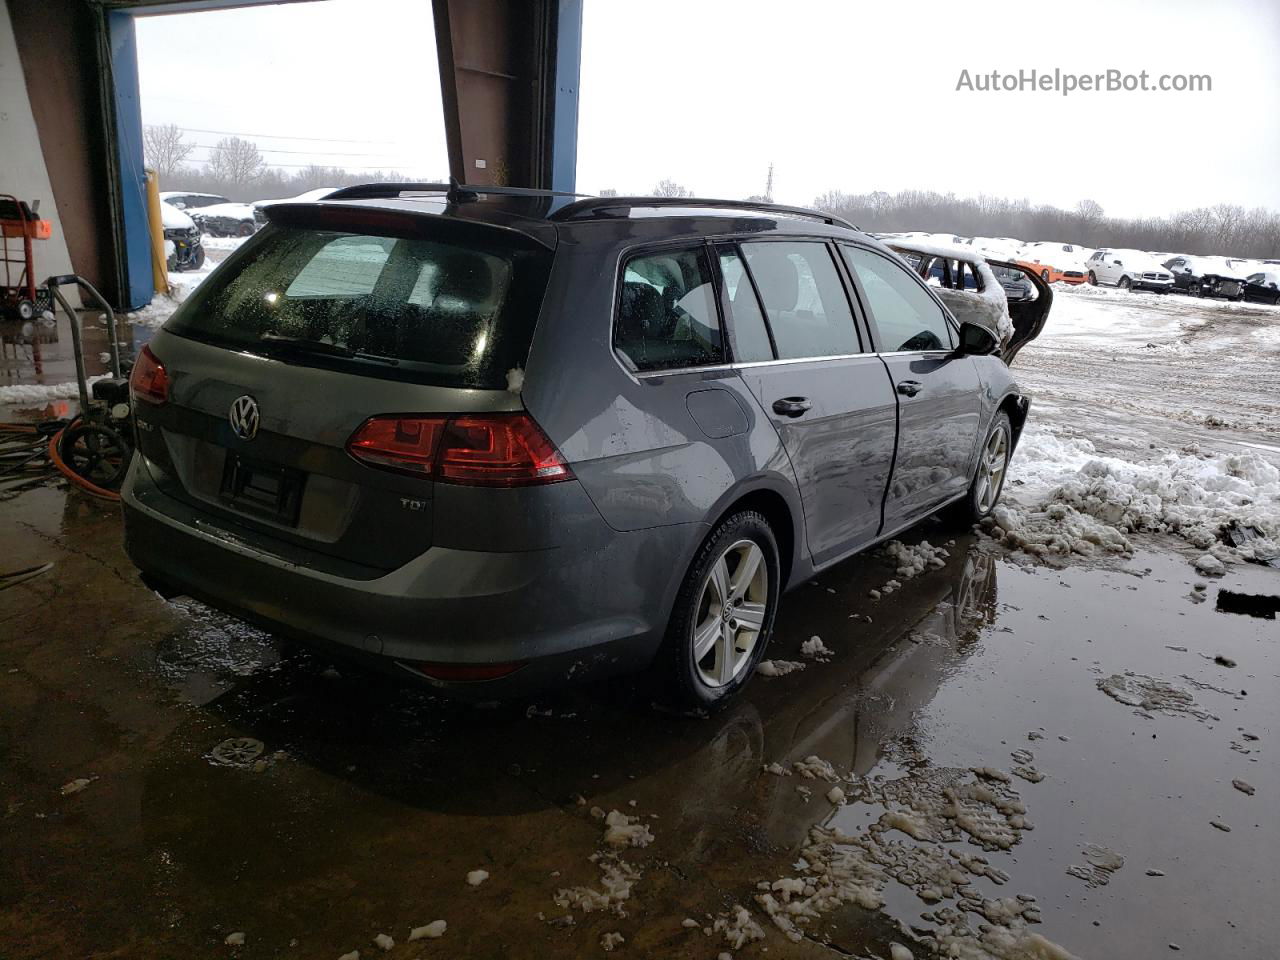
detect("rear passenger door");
top-left (840, 243), bottom-right (985, 532)
top-left (724, 240), bottom-right (898, 566)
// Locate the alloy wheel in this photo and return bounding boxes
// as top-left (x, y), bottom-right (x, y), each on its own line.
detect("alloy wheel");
top-left (691, 539), bottom-right (769, 688)
top-left (975, 425), bottom-right (1010, 514)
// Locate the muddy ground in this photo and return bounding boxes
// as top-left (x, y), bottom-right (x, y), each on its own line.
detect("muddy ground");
top-left (1, 484), bottom-right (1276, 959)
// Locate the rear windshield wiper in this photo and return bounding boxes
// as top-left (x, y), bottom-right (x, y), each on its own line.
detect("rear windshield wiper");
top-left (257, 334), bottom-right (399, 366)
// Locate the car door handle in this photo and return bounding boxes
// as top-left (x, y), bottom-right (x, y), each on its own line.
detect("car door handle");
top-left (772, 397), bottom-right (812, 417)
top-left (896, 380), bottom-right (923, 397)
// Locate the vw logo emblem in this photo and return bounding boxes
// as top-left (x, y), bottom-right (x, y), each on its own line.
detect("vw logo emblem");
top-left (229, 395), bottom-right (260, 441)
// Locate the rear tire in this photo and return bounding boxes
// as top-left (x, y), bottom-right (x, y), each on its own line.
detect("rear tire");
top-left (1040, 269), bottom-right (1050, 282)
top-left (948, 411), bottom-right (1012, 526)
top-left (1087, 271), bottom-right (1097, 285)
top-left (1119, 276), bottom-right (1131, 291)
top-left (658, 510), bottom-right (780, 710)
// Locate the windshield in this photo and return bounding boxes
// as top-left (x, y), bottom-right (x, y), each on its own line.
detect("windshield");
top-left (164, 223), bottom-right (552, 388)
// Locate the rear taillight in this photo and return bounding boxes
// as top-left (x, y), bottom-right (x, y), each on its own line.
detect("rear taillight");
top-left (346, 412), bottom-right (572, 487)
top-left (346, 416), bottom-right (447, 475)
top-left (129, 344), bottom-right (169, 404)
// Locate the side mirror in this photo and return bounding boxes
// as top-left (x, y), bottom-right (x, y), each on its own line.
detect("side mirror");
top-left (958, 321), bottom-right (999, 355)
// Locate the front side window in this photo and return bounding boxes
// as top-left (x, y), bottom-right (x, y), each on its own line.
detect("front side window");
top-left (740, 241), bottom-right (859, 360)
top-left (615, 247), bottom-right (722, 371)
top-left (716, 247), bottom-right (774, 362)
top-left (842, 245), bottom-right (954, 352)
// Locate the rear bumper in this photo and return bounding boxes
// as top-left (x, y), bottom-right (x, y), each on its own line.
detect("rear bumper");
top-left (121, 456), bottom-right (701, 697)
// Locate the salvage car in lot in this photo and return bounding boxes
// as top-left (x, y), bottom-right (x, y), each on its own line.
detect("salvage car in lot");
top-left (1162, 255), bottom-right (1248, 299)
top-left (159, 201), bottom-right (205, 272)
top-left (1085, 249), bottom-right (1174, 292)
top-left (122, 185), bottom-right (1046, 706)
top-left (1243, 271), bottom-right (1280, 305)
top-left (1015, 242), bottom-right (1087, 285)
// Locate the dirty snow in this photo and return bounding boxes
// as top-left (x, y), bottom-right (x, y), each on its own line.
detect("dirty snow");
top-left (0, 376), bottom-right (107, 405)
top-left (792, 756), bottom-right (841, 781)
top-left (554, 855), bottom-right (641, 916)
top-left (466, 868), bottom-right (489, 886)
top-left (799, 635), bottom-right (834, 661)
top-left (602, 809), bottom-right (654, 849)
top-left (756, 659), bottom-right (805, 677)
top-left (372, 932), bottom-right (394, 951)
top-left (991, 424), bottom-right (1280, 570)
top-left (751, 762), bottom-right (1080, 959)
top-left (1096, 672), bottom-right (1243, 722)
top-left (224, 931), bottom-right (245, 946)
top-left (408, 920), bottom-right (446, 940)
top-left (59, 777), bottom-right (94, 796)
top-left (600, 931), bottom-right (625, 951)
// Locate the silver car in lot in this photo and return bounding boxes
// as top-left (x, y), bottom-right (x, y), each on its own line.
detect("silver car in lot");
top-left (122, 184), bottom-right (1047, 706)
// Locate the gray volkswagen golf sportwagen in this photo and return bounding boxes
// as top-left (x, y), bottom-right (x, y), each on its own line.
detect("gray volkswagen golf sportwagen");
top-left (122, 183), bottom-right (1049, 707)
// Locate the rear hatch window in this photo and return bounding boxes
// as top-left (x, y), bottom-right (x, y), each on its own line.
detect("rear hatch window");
top-left (165, 216), bottom-right (552, 388)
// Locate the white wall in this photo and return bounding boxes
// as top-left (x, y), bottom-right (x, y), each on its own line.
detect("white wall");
top-left (0, 0), bottom-right (75, 284)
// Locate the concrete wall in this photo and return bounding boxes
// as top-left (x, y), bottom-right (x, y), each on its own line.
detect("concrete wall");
top-left (0, 0), bottom-right (75, 286)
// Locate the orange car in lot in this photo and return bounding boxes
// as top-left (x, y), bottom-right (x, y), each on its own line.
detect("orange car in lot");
top-left (1015, 242), bottom-right (1088, 285)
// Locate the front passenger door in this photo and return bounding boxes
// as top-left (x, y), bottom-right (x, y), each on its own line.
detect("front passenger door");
top-left (841, 244), bottom-right (985, 532)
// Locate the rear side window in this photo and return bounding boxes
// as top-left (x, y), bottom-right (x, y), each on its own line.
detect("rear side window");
top-left (615, 247), bottom-right (722, 371)
top-left (164, 223), bottom-right (549, 388)
top-left (741, 241), bottom-right (859, 360)
top-left (843, 245), bottom-right (954, 352)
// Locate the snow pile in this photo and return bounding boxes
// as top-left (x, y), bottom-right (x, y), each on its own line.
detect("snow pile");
top-left (602, 809), bottom-right (654, 849)
top-left (712, 905), bottom-right (765, 950)
top-left (996, 424), bottom-right (1280, 566)
top-left (554, 855), bottom-right (641, 916)
top-left (799, 636), bottom-right (834, 661)
top-left (885, 539), bottom-right (950, 578)
top-left (0, 375), bottom-right (107, 405)
top-left (752, 765), bottom-right (1078, 958)
top-left (125, 294), bottom-right (184, 328)
top-left (792, 756), bottom-right (841, 781)
top-left (408, 920), bottom-right (446, 940)
top-left (756, 659), bottom-right (805, 677)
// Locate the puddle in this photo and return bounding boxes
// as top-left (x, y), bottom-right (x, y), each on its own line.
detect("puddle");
top-left (2, 508), bottom-right (1278, 959)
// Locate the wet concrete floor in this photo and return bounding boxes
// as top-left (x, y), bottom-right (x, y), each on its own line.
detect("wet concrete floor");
top-left (1, 486), bottom-right (1277, 959)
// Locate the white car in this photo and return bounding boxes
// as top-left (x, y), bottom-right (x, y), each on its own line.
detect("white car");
top-left (251, 186), bottom-right (339, 226)
top-left (1085, 249), bottom-right (1174, 292)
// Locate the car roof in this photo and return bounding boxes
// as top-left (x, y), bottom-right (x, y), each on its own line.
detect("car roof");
top-left (263, 182), bottom-right (867, 249)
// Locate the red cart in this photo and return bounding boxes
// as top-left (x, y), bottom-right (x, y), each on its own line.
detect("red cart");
top-left (0, 194), bottom-right (52, 321)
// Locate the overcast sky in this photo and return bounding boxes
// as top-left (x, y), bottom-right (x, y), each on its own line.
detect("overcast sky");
top-left (137, 0), bottom-right (1280, 218)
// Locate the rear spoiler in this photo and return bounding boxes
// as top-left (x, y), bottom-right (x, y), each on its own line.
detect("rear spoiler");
top-left (262, 200), bottom-right (558, 250)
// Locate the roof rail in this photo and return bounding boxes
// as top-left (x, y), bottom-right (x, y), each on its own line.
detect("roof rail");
top-left (322, 179), bottom-right (588, 204)
top-left (550, 196), bottom-right (859, 231)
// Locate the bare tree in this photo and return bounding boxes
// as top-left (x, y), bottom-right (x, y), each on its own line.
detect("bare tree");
top-left (597, 188), bottom-right (619, 197)
top-left (1075, 198), bottom-right (1105, 240)
top-left (651, 178), bottom-right (693, 198)
top-left (143, 123), bottom-right (194, 178)
top-left (208, 136), bottom-right (267, 186)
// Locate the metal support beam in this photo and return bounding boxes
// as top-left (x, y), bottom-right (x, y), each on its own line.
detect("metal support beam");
top-left (104, 10), bottom-right (153, 309)
top-left (433, 0), bottom-right (580, 192)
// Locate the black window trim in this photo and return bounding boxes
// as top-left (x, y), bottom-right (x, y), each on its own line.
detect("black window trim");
top-left (712, 240), bottom-right (778, 363)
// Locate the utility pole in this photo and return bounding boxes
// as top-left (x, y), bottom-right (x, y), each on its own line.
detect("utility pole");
top-left (765, 163), bottom-right (774, 203)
